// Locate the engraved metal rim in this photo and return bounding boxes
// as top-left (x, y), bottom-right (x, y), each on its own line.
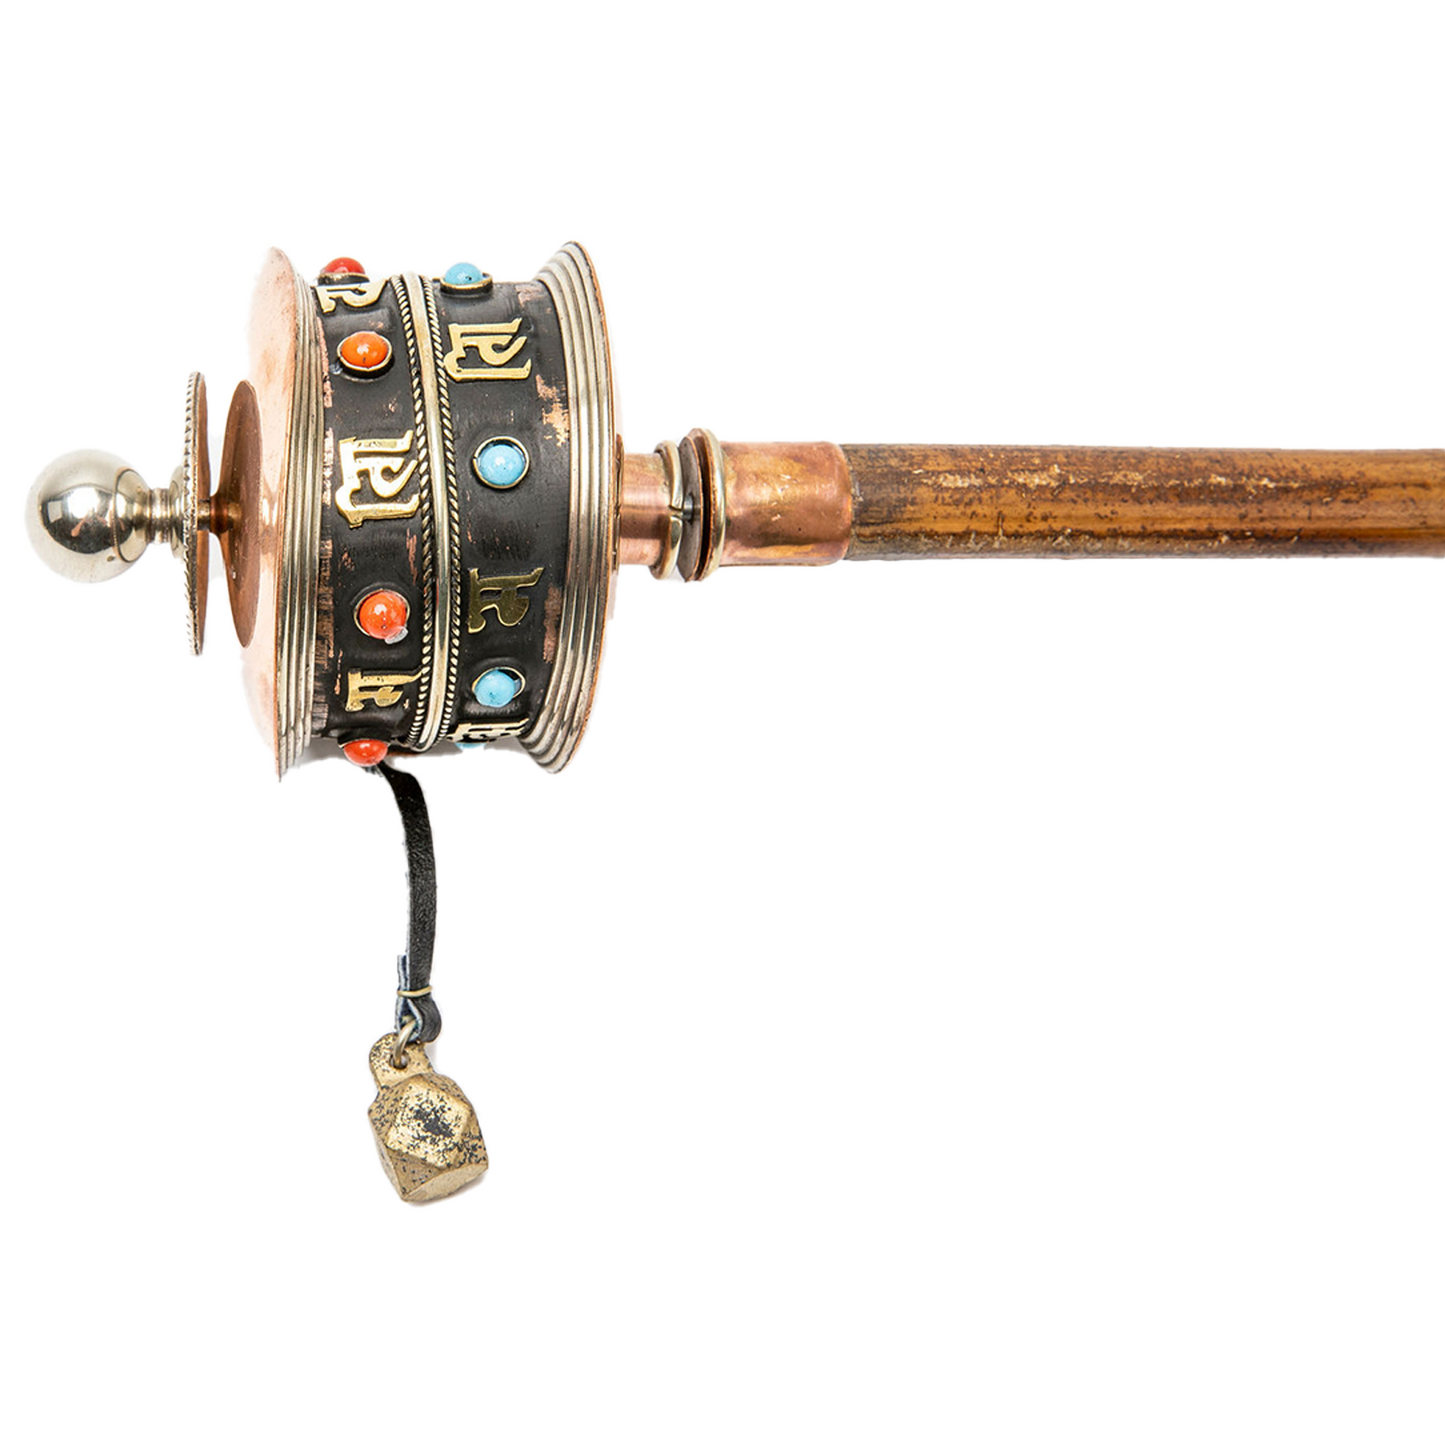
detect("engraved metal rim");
top-left (526, 243), bottom-right (617, 771)
top-left (180, 371), bottom-right (208, 654)
top-left (275, 265), bottom-right (325, 776)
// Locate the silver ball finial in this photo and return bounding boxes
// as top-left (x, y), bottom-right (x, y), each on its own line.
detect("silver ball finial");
top-left (27, 374), bottom-right (214, 652)
top-left (26, 449), bottom-right (172, 584)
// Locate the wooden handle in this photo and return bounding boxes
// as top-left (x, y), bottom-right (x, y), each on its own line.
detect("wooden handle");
top-left (843, 444), bottom-right (1445, 559)
top-left (619, 440), bottom-right (1445, 572)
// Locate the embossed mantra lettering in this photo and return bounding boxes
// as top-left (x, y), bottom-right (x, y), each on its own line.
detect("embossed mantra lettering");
top-left (467, 567), bottom-right (543, 632)
top-left (443, 320), bottom-right (531, 382)
top-left (315, 278), bottom-right (388, 314)
top-left (336, 433), bottom-right (421, 528)
top-left (345, 670), bottom-right (424, 712)
top-left (451, 720), bottom-right (528, 742)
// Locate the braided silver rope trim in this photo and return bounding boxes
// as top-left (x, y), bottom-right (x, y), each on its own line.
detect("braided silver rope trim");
top-left (421, 278), bottom-right (464, 742)
top-left (392, 276), bottom-right (438, 750)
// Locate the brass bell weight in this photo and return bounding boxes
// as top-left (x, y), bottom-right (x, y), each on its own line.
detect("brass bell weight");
top-left (367, 1033), bottom-right (488, 1202)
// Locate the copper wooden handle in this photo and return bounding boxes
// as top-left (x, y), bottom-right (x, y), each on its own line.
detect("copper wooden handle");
top-left (621, 440), bottom-right (1445, 573)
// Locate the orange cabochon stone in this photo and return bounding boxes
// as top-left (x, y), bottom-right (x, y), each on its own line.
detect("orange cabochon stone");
top-left (338, 331), bottom-right (391, 373)
top-left (355, 589), bottom-right (410, 642)
top-left (342, 739), bottom-right (389, 767)
top-left (321, 256), bottom-right (366, 277)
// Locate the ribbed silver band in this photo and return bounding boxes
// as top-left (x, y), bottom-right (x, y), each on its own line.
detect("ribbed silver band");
top-left (276, 264), bottom-right (324, 776)
top-left (525, 243), bottom-right (617, 771)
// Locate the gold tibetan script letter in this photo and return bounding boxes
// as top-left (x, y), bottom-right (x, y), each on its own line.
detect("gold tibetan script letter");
top-left (345, 670), bottom-right (423, 712)
top-left (451, 719), bottom-right (528, 743)
top-left (443, 320), bottom-right (531, 381)
top-left (315, 278), bottom-right (388, 314)
top-left (467, 567), bottom-right (544, 633)
top-left (336, 433), bottom-right (421, 528)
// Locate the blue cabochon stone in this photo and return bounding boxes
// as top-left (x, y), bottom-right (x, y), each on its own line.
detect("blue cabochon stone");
top-left (473, 669), bottom-right (521, 708)
top-left (473, 438), bottom-right (528, 489)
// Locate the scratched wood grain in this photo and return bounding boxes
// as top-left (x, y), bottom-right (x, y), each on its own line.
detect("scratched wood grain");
top-left (843, 445), bottom-right (1445, 558)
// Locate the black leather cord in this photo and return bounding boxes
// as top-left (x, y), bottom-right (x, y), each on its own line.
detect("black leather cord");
top-left (373, 761), bottom-right (442, 1043)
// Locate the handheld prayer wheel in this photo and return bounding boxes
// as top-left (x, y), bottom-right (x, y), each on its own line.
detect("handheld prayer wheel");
top-left (30, 245), bottom-right (1445, 776)
top-left (25, 244), bottom-right (1445, 1199)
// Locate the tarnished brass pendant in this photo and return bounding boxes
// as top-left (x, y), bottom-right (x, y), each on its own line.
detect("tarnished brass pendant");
top-left (367, 1034), bottom-right (487, 1203)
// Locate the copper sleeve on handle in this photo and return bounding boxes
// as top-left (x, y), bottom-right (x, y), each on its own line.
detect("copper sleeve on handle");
top-left (717, 442), bottom-right (852, 566)
top-left (620, 442), bottom-right (853, 570)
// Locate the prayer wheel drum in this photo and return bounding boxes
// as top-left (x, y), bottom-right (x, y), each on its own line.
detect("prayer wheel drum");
top-left (235, 246), bottom-right (614, 775)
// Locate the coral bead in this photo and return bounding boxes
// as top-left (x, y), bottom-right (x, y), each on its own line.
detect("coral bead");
top-left (355, 588), bottom-right (410, 643)
top-left (338, 330), bottom-right (392, 374)
top-left (343, 739), bottom-right (389, 767)
top-left (321, 256), bottom-right (366, 278)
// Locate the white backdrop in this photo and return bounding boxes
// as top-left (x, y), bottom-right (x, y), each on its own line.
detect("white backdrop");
top-left (4, 3), bottom-right (1442, 1441)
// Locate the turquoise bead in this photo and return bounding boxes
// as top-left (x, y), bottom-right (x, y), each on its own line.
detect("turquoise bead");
top-left (456, 740), bottom-right (488, 751)
top-left (444, 261), bottom-right (485, 286)
top-left (473, 438), bottom-right (528, 489)
top-left (473, 668), bottom-right (521, 708)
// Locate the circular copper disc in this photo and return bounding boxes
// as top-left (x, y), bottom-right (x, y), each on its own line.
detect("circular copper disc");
top-left (239, 248), bottom-right (325, 775)
top-left (216, 379), bottom-right (262, 648)
top-left (181, 372), bottom-right (210, 654)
